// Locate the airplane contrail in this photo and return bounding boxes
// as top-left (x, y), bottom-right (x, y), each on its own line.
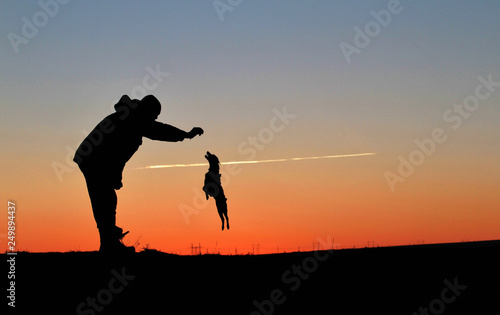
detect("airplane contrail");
top-left (136, 152), bottom-right (376, 170)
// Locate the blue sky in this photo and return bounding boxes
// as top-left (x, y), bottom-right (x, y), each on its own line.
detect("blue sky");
top-left (2, 1), bottom-right (499, 151)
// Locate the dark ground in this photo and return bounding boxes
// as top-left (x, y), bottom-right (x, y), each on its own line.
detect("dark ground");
top-left (4, 240), bottom-right (500, 314)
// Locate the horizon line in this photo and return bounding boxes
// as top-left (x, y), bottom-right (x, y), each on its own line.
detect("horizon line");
top-left (5, 239), bottom-right (499, 255)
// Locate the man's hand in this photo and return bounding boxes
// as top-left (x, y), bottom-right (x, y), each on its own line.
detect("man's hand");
top-left (186, 127), bottom-right (204, 139)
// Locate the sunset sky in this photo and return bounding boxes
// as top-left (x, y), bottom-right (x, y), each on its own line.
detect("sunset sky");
top-left (1, 1), bottom-right (499, 254)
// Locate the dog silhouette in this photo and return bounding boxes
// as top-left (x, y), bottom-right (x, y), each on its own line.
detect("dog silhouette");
top-left (202, 151), bottom-right (229, 230)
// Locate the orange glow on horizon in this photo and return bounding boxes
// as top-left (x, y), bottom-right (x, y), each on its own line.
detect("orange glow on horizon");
top-left (4, 152), bottom-right (499, 255)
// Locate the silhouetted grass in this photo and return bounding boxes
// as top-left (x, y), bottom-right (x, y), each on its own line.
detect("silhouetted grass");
top-left (3, 240), bottom-right (499, 314)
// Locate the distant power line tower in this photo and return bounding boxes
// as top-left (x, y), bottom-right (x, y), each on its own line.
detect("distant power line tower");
top-left (252, 243), bottom-right (260, 255)
top-left (313, 242), bottom-right (321, 251)
top-left (191, 243), bottom-right (202, 255)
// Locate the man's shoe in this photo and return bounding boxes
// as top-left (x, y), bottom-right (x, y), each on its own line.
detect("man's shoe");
top-left (98, 226), bottom-right (135, 255)
top-left (99, 240), bottom-right (135, 254)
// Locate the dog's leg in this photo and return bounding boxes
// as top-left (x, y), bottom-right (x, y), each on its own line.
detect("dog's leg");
top-left (218, 211), bottom-right (225, 231)
top-left (225, 212), bottom-right (229, 230)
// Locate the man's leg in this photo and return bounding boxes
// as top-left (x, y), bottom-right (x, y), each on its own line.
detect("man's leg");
top-left (82, 171), bottom-right (133, 252)
top-left (84, 173), bottom-right (116, 226)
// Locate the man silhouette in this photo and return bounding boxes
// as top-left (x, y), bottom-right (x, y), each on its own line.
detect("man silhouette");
top-left (74, 95), bottom-right (203, 253)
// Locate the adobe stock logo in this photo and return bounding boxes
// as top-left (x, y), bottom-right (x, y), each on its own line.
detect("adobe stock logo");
top-left (51, 64), bottom-right (168, 183)
top-left (249, 235), bottom-right (334, 315)
top-left (213, 0), bottom-right (244, 22)
top-left (8, 0), bottom-right (70, 54)
top-left (340, 0), bottom-right (408, 64)
top-left (76, 267), bottom-right (135, 315)
top-left (384, 74), bottom-right (499, 192)
top-left (412, 277), bottom-right (467, 315)
top-left (178, 106), bottom-right (296, 224)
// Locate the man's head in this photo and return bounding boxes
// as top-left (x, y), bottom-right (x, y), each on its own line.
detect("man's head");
top-left (138, 95), bottom-right (161, 120)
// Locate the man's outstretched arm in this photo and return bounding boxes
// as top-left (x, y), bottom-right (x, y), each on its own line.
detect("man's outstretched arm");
top-left (143, 121), bottom-right (203, 142)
